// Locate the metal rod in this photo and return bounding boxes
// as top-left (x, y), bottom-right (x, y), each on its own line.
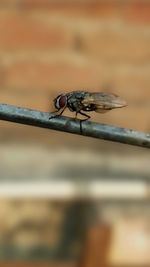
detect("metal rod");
top-left (0, 104), bottom-right (149, 148)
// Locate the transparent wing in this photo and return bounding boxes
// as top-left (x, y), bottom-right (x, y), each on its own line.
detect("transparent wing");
top-left (82, 92), bottom-right (127, 113)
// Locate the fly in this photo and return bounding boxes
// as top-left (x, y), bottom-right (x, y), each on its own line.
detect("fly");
top-left (50, 91), bottom-right (127, 132)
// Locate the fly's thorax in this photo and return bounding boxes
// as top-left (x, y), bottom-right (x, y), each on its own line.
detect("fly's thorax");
top-left (67, 92), bottom-right (85, 112)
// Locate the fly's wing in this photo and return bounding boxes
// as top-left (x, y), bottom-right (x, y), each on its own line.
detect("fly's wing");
top-left (82, 92), bottom-right (127, 113)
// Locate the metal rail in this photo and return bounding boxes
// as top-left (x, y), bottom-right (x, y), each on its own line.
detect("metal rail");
top-left (0, 104), bottom-right (149, 149)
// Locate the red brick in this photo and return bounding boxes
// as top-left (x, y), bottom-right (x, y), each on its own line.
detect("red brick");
top-left (1, 58), bottom-right (150, 103)
top-left (123, 2), bottom-right (150, 24)
top-left (1, 0), bottom-right (150, 25)
top-left (0, 7), bottom-right (149, 63)
top-left (0, 90), bottom-right (48, 111)
top-left (2, 59), bottom-right (102, 91)
top-left (0, 1), bottom-right (121, 23)
top-left (2, 1), bottom-right (149, 24)
top-left (81, 23), bottom-right (150, 63)
top-left (100, 65), bottom-right (150, 103)
top-left (20, 1), bottom-right (122, 18)
top-left (0, 11), bottom-right (73, 49)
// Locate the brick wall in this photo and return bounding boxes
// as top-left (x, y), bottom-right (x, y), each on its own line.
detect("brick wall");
top-left (0, 0), bottom-right (149, 142)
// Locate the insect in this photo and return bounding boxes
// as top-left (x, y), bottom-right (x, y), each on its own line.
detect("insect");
top-left (50, 91), bottom-right (127, 131)
top-left (51, 90), bottom-right (127, 118)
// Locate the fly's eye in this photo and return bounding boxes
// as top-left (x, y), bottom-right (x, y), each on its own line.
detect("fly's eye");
top-left (59, 95), bottom-right (67, 108)
top-left (54, 95), bottom-right (67, 110)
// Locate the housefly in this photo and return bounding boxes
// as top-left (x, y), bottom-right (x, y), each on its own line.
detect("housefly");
top-left (50, 91), bottom-right (127, 131)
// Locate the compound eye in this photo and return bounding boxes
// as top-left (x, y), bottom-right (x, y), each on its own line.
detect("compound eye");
top-left (55, 95), bottom-right (67, 110)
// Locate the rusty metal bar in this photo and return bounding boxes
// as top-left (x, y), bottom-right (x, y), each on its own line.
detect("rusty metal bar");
top-left (0, 104), bottom-right (149, 148)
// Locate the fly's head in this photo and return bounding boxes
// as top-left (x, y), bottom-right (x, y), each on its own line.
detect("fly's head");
top-left (54, 94), bottom-right (68, 111)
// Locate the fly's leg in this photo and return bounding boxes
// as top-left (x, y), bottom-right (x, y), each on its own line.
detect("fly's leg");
top-left (75, 111), bottom-right (78, 120)
top-left (79, 111), bottom-right (91, 121)
top-left (49, 107), bottom-right (67, 120)
top-left (78, 111), bottom-right (91, 133)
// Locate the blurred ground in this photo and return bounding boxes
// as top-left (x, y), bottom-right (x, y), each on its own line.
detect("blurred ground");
top-left (0, 0), bottom-right (149, 266)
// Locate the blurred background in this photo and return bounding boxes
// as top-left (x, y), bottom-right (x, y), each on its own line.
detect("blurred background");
top-left (0, 0), bottom-right (150, 266)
